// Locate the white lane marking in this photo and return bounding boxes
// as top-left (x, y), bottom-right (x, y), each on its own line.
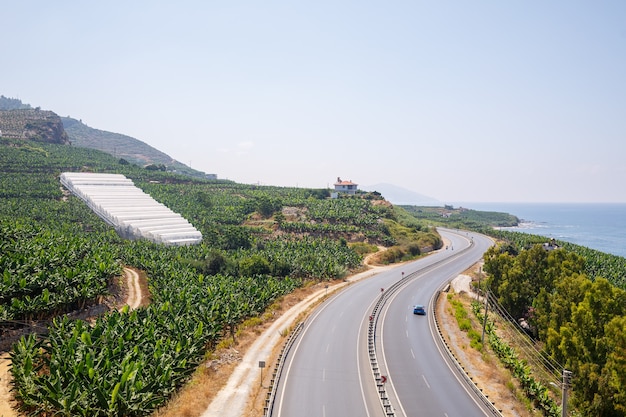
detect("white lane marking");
top-left (326, 343), bottom-right (330, 353)
top-left (276, 288), bottom-right (350, 416)
top-left (322, 368), bottom-right (326, 382)
top-left (378, 241), bottom-right (474, 417)
top-left (422, 374), bottom-right (431, 389)
top-left (406, 330), bottom-right (409, 338)
top-left (410, 349), bottom-right (415, 359)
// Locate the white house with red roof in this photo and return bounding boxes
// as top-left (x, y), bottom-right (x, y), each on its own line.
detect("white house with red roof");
top-left (333, 177), bottom-right (358, 195)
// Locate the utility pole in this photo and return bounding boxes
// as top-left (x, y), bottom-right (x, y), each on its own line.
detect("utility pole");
top-left (562, 369), bottom-right (572, 417)
top-left (481, 289), bottom-right (489, 344)
top-left (477, 266), bottom-right (482, 301)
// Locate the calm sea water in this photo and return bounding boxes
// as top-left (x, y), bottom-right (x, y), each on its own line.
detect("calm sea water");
top-left (456, 203), bottom-right (626, 258)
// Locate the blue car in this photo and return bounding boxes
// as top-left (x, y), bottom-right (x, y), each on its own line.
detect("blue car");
top-left (413, 304), bottom-right (426, 315)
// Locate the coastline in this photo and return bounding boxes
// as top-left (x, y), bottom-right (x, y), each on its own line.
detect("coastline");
top-left (462, 202), bottom-right (626, 258)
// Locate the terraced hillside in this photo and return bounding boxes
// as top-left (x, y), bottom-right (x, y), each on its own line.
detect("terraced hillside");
top-left (61, 117), bottom-right (211, 178)
top-left (0, 109), bottom-right (69, 144)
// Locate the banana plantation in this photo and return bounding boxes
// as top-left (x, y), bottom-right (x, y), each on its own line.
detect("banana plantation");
top-left (0, 138), bottom-right (439, 416)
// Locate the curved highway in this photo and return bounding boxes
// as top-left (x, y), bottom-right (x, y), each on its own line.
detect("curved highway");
top-left (378, 231), bottom-right (495, 416)
top-left (271, 229), bottom-right (493, 417)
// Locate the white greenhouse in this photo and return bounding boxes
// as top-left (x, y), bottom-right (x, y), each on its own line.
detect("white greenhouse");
top-left (60, 172), bottom-right (202, 245)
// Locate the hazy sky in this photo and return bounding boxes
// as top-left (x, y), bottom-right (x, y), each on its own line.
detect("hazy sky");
top-left (3, 1), bottom-right (626, 203)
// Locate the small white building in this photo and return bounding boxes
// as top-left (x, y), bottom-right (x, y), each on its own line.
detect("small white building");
top-left (334, 177), bottom-right (358, 195)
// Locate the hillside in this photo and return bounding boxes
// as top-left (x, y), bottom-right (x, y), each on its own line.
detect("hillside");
top-left (0, 95), bottom-right (210, 179)
top-left (0, 95), bottom-right (31, 110)
top-left (0, 109), bottom-right (69, 144)
top-left (61, 117), bottom-right (213, 179)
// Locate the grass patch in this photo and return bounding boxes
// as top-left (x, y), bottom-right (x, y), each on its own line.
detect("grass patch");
top-left (349, 241), bottom-right (378, 255)
top-left (448, 293), bottom-right (483, 352)
top-left (216, 338), bottom-right (235, 350)
top-left (241, 316), bottom-right (263, 329)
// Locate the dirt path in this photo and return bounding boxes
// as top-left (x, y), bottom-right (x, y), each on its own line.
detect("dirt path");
top-left (0, 352), bottom-right (15, 417)
top-left (0, 267), bottom-right (144, 417)
top-left (123, 267), bottom-right (143, 310)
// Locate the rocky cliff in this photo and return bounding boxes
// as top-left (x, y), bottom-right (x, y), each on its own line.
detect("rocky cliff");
top-left (0, 109), bottom-right (69, 144)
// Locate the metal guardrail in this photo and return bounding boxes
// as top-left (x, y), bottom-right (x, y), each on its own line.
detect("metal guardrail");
top-left (265, 231), bottom-right (502, 417)
top-left (368, 234), bottom-right (503, 417)
top-left (263, 321), bottom-right (304, 417)
top-left (432, 285), bottom-right (504, 416)
top-left (367, 267), bottom-right (427, 416)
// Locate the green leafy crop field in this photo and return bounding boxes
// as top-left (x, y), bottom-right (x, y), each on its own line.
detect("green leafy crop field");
top-left (0, 138), bottom-right (439, 416)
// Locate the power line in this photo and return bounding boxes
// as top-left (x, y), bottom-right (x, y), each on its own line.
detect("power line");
top-left (483, 291), bottom-right (564, 385)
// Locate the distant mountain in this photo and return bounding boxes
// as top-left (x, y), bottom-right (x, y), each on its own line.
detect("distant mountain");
top-left (0, 95), bottom-right (32, 110)
top-left (361, 183), bottom-right (440, 206)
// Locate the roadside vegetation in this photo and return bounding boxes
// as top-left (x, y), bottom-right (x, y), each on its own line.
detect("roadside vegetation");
top-left (403, 205), bottom-right (626, 290)
top-left (489, 229), bottom-right (626, 290)
top-left (406, 205), bottom-right (626, 416)
top-left (0, 138), bottom-right (440, 416)
top-left (481, 244), bottom-right (626, 416)
top-left (400, 204), bottom-right (519, 229)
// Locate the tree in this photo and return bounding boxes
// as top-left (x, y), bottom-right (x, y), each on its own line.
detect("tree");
top-left (554, 278), bottom-right (626, 416)
top-left (534, 273), bottom-right (590, 353)
top-left (485, 240), bottom-right (626, 416)
top-left (486, 245), bottom-right (585, 320)
top-left (193, 249), bottom-right (229, 275)
top-left (239, 255), bottom-right (271, 277)
top-left (601, 316), bottom-right (626, 414)
top-left (483, 245), bottom-right (515, 291)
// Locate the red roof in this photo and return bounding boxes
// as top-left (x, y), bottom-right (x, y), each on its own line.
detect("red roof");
top-left (334, 178), bottom-right (357, 186)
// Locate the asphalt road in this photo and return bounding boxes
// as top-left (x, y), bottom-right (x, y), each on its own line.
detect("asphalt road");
top-left (379, 231), bottom-right (495, 417)
top-left (272, 229), bottom-right (493, 417)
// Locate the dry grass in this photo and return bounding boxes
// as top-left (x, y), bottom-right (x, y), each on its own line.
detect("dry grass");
top-left (438, 293), bottom-right (536, 416)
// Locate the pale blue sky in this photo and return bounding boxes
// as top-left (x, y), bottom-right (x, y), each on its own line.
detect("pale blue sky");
top-left (3, 1), bottom-right (625, 202)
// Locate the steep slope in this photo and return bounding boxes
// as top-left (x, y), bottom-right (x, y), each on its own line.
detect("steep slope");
top-left (0, 109), bottom-right (69, 144)
top-left (0, 95), bottom-right (212, 179)
top-left (61, 117), bottom-right (212, 179)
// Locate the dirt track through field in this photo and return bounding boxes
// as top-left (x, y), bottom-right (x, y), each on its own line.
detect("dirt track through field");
top-left (123, 267), bottom-right (142, 310)
top-left (0, 352), bottom-right (15, 417)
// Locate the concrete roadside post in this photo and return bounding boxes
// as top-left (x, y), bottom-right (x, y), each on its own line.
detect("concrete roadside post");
top-left (259, 361), bottom-right (265, 387)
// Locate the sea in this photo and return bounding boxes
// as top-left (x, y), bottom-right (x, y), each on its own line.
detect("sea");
top-left (455, 203), bottom-right (626, 259)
